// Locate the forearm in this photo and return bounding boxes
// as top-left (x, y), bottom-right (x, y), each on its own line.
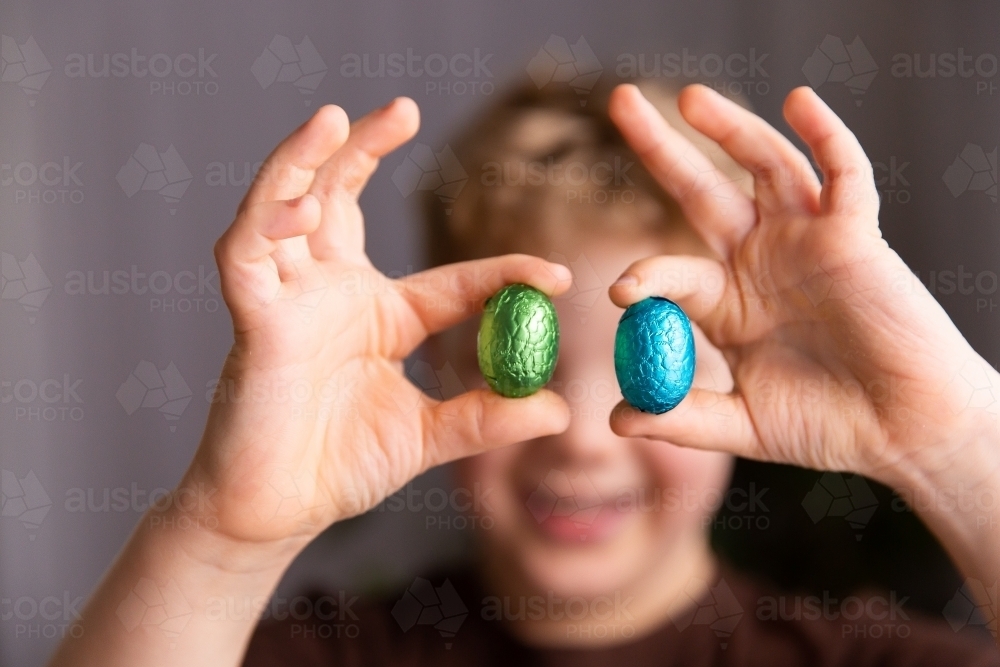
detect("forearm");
top-left (887, 410), bottom-right (1000, 617)
top-left (48, 498), bottom-right (307, 667)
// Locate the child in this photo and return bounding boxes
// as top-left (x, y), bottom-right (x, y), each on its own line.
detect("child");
top-left (50, 81), bottom-right (1000, 666)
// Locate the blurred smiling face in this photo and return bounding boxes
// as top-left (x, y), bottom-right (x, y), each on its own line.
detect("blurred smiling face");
top-left (424, 84), bottom-right (749, 602)
top-left (448, 224), bottom-right (734, 600)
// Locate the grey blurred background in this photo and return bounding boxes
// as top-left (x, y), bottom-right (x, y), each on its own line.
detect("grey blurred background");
top-left (1, 1), bottom-right (998, 664)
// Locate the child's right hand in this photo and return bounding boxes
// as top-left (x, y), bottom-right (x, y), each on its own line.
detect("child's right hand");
top-left (606, 84), bottom-right (1000, 592)
top-left (181, 98), bottom-right (572, 550)
top-left (606, 84), bottom-right (1000, 487)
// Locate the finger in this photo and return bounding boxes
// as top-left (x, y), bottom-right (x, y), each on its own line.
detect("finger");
top-left (421, 388), bottom-right (570, 469)
top-left (307, 97), bottom-right (421, 261)
top-left (609, 389), bottom-right (762, 458)
top-left (311, 97), bottom-right (421, 202)
top-left (241, 105), bottom-right (350, 210)
top-left (678, 84), bottom-right (822, 214)
top-left (215, 195), bottom-right (322, 307)
top-left (782, 87), bottom-right (878, 218)
top-left (690, 323), bottom-right (734, 394)
top-left (389, 254), bottom-right (573, 358)
top-left (609, 254), bottom-right (730, 337)
top-left (608, 84), bottom-right (756, 259)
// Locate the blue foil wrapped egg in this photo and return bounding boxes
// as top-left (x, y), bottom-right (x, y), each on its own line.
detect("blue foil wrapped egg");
top-left (614, 297), bottom-right (695, 414)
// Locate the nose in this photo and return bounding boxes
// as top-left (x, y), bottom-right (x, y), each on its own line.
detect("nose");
top-left (535, 363), bottom-right (624, 465)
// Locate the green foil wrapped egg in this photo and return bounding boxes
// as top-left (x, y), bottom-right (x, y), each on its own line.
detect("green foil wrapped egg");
top-left (478, 284), bottom-right (559, 398)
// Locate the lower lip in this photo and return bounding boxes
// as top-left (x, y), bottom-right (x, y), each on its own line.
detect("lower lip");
top-left (534, 505), bottom-right (629, 544)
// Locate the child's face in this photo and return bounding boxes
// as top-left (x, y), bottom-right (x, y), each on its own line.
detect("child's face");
top-left (447, 225), bottom-right (734, 599)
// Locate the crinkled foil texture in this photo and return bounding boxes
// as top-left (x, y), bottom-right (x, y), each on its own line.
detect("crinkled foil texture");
top-left (478, 284), bottom-right (559, 398)
top-left (614, 297), bottom-right (695, 414)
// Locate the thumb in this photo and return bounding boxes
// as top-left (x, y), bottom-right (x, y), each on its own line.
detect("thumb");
top-left (419, 388), bottom-right (570, 470)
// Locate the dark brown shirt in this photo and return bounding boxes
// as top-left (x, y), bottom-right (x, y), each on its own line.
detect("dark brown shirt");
top-left (244, 568), bottom-right (999, 666)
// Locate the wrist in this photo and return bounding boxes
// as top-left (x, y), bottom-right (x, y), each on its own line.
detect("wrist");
top-left (149, 479), bottom-right (312, 580)
top-left (884, 409), bottom-right (1000, 592)
top-left (890, 406), bottom-right (999, 486)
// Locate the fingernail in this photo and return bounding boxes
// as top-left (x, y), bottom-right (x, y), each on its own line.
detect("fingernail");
top-left (613, 274), bottom-right (637, 288)
top-left (552, 264), bottom-right (572, 282)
